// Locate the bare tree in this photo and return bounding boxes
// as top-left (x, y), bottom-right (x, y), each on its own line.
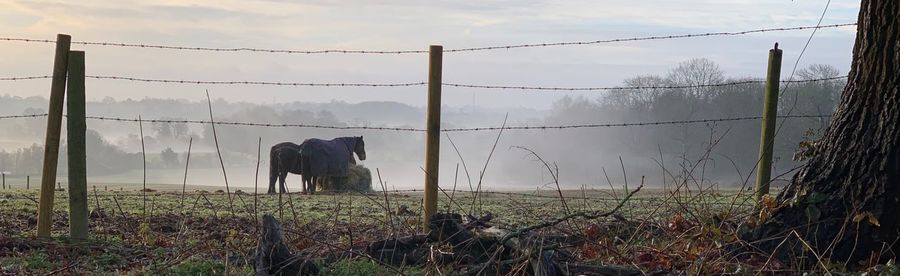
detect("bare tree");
top-left (665, 58), bottom-right (726, 160)
top-left (666, 58), bottom-right (726, 101)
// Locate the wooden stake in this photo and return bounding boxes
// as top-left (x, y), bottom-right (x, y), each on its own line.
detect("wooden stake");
top-left (423, 45), bottom-right (442, 230)
top-left (37, 34), bottom-right (71, 237)
top-left (755, 43), bottom-right (782, 203)
top-left (67, 50), bottom-right (88, 240)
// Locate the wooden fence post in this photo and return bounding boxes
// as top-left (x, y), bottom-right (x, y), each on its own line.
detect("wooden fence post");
top-left (2, 173), bottom-right (5, 190)
top-left (27, 176), bottom-right (30, 190)
top-left (423, 45), bottom-right (442, 230)
top-left (67, 50), bottom-right (88, 240)
top-left (37, 34), bottom-right (71, 238)
top-left (755, 43), bottom-right (782, 203)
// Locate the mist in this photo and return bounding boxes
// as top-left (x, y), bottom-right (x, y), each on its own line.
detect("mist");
top-left (0, 59), bottom-right (843, 192)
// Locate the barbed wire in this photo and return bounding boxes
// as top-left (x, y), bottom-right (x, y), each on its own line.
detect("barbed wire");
top-left (0, 75), bottom-right (425, 87)
top-left (445, 23), bottom-right (857, 52)
top-left (0, 23), bottom-right (855, 54)
top-left (86, 75), bottom-right (428, 87)
top-left (0, 37), bottom-right (429, 54)
top-left (444, 76), bottom-right (847, 91)
top-left (0, 76), bottom-right (53, 81)
top-left (0, 113), bottom-right (831, 131)
top-left (84, 115), bottom-right (425, 131)
top-left (442, 115), bottom-right (831, 132)
top-left (0, 113), bottom-right (48, 120)
top-left (0, 74), bottom-right (847, 91)
top-left (85, 114), bottom-right (833, 131)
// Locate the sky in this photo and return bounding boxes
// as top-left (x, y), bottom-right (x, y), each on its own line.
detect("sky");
top-left (0, 0), bottom-right (860, 109)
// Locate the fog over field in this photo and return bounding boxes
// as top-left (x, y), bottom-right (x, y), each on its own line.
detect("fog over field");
top-left (0, 0), bottom-right (858, 192)
top-left (0, 60), bottom-right (844, 191)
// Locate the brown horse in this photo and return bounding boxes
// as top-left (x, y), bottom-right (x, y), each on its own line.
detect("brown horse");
top-left (268, 142), bottom-right (306, 194)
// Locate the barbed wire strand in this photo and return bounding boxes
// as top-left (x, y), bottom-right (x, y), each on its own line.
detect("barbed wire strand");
top-left (86, 75), bottom-right (427, 87)
top-left (0, 75), bottom-right (425, 87)
top-left (0, 76), bottom-right (53, 81)
top-left (443, 76), bottom-right (847, 91)
top-left (0, 113), bottom-right (831, 131)
top-left (0, 75), bottom-right (848, 91)
top-left (0, 23), bottom-right (855, 54)
top-left (445, 23), bottom-right (857, 52)
top-left (0, 114), bottom-right (50, 120)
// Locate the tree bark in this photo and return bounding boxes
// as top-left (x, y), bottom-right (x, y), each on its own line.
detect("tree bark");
top-left (745, 0), bottom-right (899, 265)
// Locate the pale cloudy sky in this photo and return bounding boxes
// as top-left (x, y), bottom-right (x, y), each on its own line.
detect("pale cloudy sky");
top-left (0, 0), bottom-right (860, 109)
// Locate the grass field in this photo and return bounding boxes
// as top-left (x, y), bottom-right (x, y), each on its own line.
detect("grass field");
top-left (0, 185), bottom-right (877, 275)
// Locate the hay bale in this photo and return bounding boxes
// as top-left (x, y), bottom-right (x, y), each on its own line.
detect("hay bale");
top-left (347, 164), bottom-right (372, 192)
top-left (316, 164), bottom-right (372, 192)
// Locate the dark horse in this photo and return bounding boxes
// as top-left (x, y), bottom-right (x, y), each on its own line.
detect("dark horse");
top-left (268, 142), bottom-right (304, 194)
top-left (268, 137), bottom-right (365, 194)
top-left (299, 136), bottom-right (366, 194)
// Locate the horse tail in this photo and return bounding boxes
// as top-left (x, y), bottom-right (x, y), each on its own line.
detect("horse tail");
top-left (268, 146), bottom-right (278, 194)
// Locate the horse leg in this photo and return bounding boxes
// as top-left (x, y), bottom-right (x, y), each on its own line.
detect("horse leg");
top-left (279, 171), bottom-right (288, 194)
top-left (303, 175), bottom-right (312, 195)
top-left (301, 174), bottom-right (307, 194)
top-left (268, 172), bottom-right (277, 194)
top-left (268, 161), bottom-right (278, 194)
top-left (310, 176), bottom-right (319, 194)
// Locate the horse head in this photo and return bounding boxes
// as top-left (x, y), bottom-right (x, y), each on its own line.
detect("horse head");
top-left (355, 136), bottom-right (366, 161)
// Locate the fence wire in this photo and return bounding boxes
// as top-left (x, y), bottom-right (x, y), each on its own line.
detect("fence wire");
top-left (0, 23), bottom-right (855, 55)
top-left (0, 113), bottom-right (831, 132)
top-left (444, 76), bottom-right (847, 91)
top-left (444, 23), bottom-right (857, 52)
top-left (0, 114), bottom-right (49, 120)
top-left (0, 74), bottom-right (847, 91)
top-left (0, 75), bottom-right (427, 87)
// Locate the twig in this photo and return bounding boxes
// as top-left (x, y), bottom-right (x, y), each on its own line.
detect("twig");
top-left (180, 137), bottom-right (192, 213)
top-left (470, 114), bottom-right (508, 216)
top-left (447, 163), bottom-right (459, 213)
top-left (658, 144), bottom-right (666, 193)
top-left (138, 115), bottom-right (147, 218)
top-left (512, 146), bottom-right (570, 215)
top-left (45, 259), bottom-right (82, 275)
top-left (92, 185), bottom-right (101, 213)
top-left (377, 168), bottom-right (395, 235)
top-left (205, 90), bottom-right (235, 215)
top-left (477, 181), bottom-right (644, 275)
top-left (602, 167), bottom-right (618, 200)
top-left (445, 134), bottom-right (475, 200)
top-left (254, 137), bottom-right (261, 221)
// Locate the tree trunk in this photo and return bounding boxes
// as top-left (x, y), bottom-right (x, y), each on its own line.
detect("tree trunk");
top-left (745, 0), bottom-right (899, 265)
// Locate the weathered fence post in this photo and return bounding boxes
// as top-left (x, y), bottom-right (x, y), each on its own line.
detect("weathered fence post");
top-left (2, 173), bottom-right (5, 189)
top-left (67, 50), bottom-right (88, 240)
top-left (27, 175), bottom-right (30, 190)
top-left (754, 43), bottom-right (782, 203)
top-left (37, 34), bottom-right (71, 238)
top-left (423, 45), bottom-right (442, 230)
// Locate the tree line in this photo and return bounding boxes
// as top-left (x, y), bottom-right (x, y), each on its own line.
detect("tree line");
top-left (0, 59), bottom-right (843, 187)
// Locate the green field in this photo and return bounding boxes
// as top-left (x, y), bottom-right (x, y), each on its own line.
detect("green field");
top-left (0, 186), bottom-right (848, 275)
